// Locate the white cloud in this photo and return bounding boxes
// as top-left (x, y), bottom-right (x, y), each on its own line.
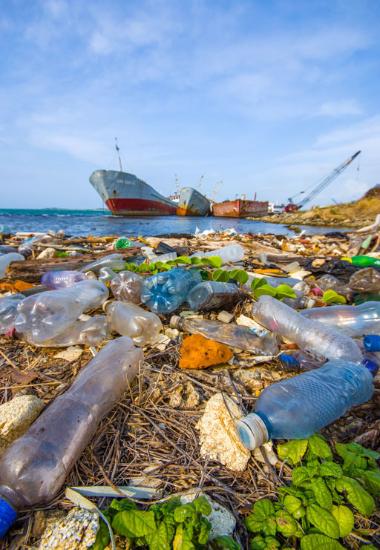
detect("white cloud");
top-left (317, 99), bottom-right (363, 117)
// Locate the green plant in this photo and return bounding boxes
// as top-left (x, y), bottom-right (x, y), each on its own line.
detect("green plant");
top-left (321, 290), bottom-right (346, 305)
top-left (246, 435), bottom-right (379, 549)
top-left (123, 255), bottom-right (223, 275)
top-left (92, 496), bottom-right (239, 550)
top-left (250, 278), bottom-right (297, 301)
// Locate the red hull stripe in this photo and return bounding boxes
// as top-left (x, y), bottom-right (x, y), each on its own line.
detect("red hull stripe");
top-left (106, 198), bottom-right (177, 216)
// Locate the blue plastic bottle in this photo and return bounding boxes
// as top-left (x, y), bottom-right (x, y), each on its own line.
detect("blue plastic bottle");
top-left (141, 268), bottom-right (202, 314)
top-left (236, 361), bottom-right (374, 449)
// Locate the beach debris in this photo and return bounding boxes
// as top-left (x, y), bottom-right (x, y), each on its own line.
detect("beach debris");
top-left (197, 393), bottom-right (250, 471)
top-left (0, 395), bottom-right (44, 456)
top-left (179, 334), bottom-right (233, 369)
top-left (37, 507), bottom-right (99, 550)
top-left (168, 380), bottom-right (201, 408)
top-left (217, 310), bottom-right (234, 323)
top-left (54, 346), bottom-right (84, 363)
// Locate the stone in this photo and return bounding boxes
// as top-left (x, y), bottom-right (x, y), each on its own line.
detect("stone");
top-left (0, 395), bottom-right (44, 456)
top-left (54, 346), bottom-right (83, 363)
top-left (37, 247), bottom-right (56, 259)
top-left (217, 311), bottom-right (234, 323)
top-left (38, 507), bottom-right (99, 549)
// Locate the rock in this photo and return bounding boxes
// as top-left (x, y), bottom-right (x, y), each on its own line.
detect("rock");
top-left (37, 247), bottom-right (56, 259)
top-left (38, 507), bottom-right (99, 549)
top-left (0, 395), bottom-right (44, 456)
top-left (197, 393), bottom-right (250, 472)
top-left (217, 310), bottom-right (234, 323)
top-left (54, 346), bottom-right (83, 363)
top-left (181, 492), bottom-right (236, 538)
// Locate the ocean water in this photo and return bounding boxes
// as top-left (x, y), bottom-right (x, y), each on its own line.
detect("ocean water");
top-left (0, 208), bottom-right (348, 237)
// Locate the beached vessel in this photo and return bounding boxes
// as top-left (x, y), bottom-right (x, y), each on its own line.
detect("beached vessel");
top-left (89, 170), bottom-right (177, 216)
top-left (176, 187), bottom-right (211, 216)
top-left (212, 199), bottom-right (269, 218)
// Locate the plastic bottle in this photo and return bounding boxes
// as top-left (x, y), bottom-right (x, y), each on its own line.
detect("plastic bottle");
top-left (278, 351), bottom-right (324, 372)
top-left (110, 271), bottom-right (144, 304)
top-left (0, 253), bottom-right (25, 278)
top-left (25, 315), bottom-right (109, 347)
top-left (0, 337), bottom-right (142, 535)
top-left (41, 270), bottom-right (88, 289)
top-left (18, 235), bottom-right (50, 257)
top-left (0, 295), bottom-right (24, 334)
top-left (363, 335), bottom-right (380, 352)
top-left (302, 302), bottom-right (380, 337)
top-left (252, 295), bottom-right (362, 362)
top-left (114, 237), bottom-right (132, 250)
top-left (348, 268), bottom-right (380, 293)
top-left (345, 255), bottom-right (380, 268)
top-left (187, 281), bottom-right (244, 311)
top-left (236, 361), bottom-right (374, 449)
top-left (0, 246), bottom-right (17, 254)
top-left (15, 280), bottom-right (109, 345)
top-left (191, 244), bottom-right (245, 264)
top-left (141, 268), bottom-right (202, 314)
top-left (98, 267), bottom-right (117, 284)
top-left (170, 316), bottom-right (279, 355)
top-left (81, 254), bottom-right (125, 273)
top-left (106, 301), bottom-right (162, 345)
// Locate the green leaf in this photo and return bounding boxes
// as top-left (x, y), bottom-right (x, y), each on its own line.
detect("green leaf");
top-left (275, 510), bottom-right (298, 537)
top-left (306, 504), bottom-right (340, 539)
top-left (278, 439), bottom-right (308, 465)
top-left (319, 462), bottom-right (343, 479)
top-left (283, 495), bottom-right (305, 519)
top-left (176, 256), bottom-right (192, 264)
top-left (173, 504), bottom-right (195, 523)
top-left (254, 284), bottom-right (277, 298)
top-left (250, 535), bottom-right (280, 550)
top-left (275, 284), bottom-right (297, 300)
top-left (109, 498), bottom-right (137, 512)
top-left (197, 517), bottom-right (211, 545)
top-left (92, 517), bottom-right (110, 550)
top-left (301, 534), bottom-right (344, 549)
top-left (308, 434), bottom-right (332, 459)
top-left (336, 476), bottom-right (375, 516)
top-left (204, 256), bottom-right (223, 268)
top-left (262, 517), bottom-right (277, 537)
top-left (354, 468), bottom-right (380, 496)
top-left (112, 509), bottom-right (156, 538)
top-left (145, 521), bottom-right (172, 550)
top-left (173, 524), bottom-right (195, 550)
top-left (232, 270), bottom-right (249, 284)
top-left (210, 535), bottom-right (241, 549)
top-left (190, 256), bottom-right (203, 265)
top-left (310, 477), bottom-right (333, 510)
top-left (331, 505), bottom-right (354, 538)
top-left (322, 290), bottom-right (346, 305)
top-left (250, 278), bottom-right (268, 291)
top-left (212, 269), bottom-right (231, 282)
top-left (193, 496), bottom-right (212, 516)
top-left (252, 499), bottom-right (275, 520)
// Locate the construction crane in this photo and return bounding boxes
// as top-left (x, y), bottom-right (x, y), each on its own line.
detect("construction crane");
top-left (284, 150), bottom-right (361, 213)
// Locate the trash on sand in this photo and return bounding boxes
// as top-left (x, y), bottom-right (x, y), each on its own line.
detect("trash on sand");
top-left (187, 281), bottom-right (244, 311)
top-left (0, 253), bottom-right (25, 278)
top-left (106, 300), bottom-right (162, 345)
top-left (54, 346), bottom-right (84, 362)
top-left (110, 270), bottom-right (143, 303)
top-left (179, 334), bottom-right (233, 369)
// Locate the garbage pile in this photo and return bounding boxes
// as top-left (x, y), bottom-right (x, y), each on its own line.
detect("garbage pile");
top-left (0, 226), bottom-right (379, 548)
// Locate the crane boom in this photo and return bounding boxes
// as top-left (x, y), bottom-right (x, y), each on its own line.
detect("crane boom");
top-left (285, 150), bottom-right (361, 212)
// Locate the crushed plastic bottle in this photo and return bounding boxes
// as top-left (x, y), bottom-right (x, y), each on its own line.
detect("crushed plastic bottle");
top-left (0, 295), bottom-right (24, 335)
top-left (187, 281), bottom-right (244, 311)
top-left (170, 316), bottom-right (279, 355)
top-left (191, 244), bottom-right (245, 264)
top-left (236, 361), bottom-right (374, 449)
top-left (106, 301), bottom-right (162, 345)
top-left (302, 302), bottom-right (380, 337)
top-left (0, 337), bottom-right (142, 535)
top-left (348, 268), bottom-right (380, 293)
top-left (25, 315), bottom-right (109, 347)
top-left (15, 280), bottom-right (109, 345)
top-left (0, 254), bottom-right (25, 278)
top-left (41, 270), bottom-right (88, 289)
top-left (141, 268), bottom-right (202, 314)
top-left (81, 254), bottom-right (125, 273)
top-left (252, 295), bottom-right (362, 362)
top-left (110, 271), bottom-right (144, 303)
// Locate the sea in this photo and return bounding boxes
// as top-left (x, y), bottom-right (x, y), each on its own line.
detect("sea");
top-left (0, 209), bottom-right (348, 237)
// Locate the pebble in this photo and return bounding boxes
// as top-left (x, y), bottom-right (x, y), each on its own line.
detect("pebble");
top-left (217, 310), bottom-right (234, 323)
top-left (38, 507), bottom-right (99, 549)
top-left (0, 395), bottom-right (44, 456)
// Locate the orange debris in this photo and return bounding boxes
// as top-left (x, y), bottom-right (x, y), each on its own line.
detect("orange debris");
top-left (179, 334), bottom-right (233, 370)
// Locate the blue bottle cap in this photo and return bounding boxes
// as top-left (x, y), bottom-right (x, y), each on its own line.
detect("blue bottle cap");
top-left (279, 353), bottom-right (300, 370)
top-left (362, 358), bottom-right (379, 377)
top-left (0, 498), bottom-right (17, 538)
top-left (363, 335), bottom-right (380, 352)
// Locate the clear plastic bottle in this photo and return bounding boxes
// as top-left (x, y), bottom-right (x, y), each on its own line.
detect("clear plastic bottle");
top-left (106, 301), bottom-right (162, 346)
top-left (187, 281), bottom-right (243, 311)
top-left (278, 351), bottom-right (324, 372)
top-left (81, 254), bottom-right (125, 273)
top-left (170, 316), bottom-right (279, 355)
top-left (41, 270), bottom-right (88, 289)
top-left (0, 337), bottom-right (142, 535)
top-left (15, 280), bottom-right (109, 345)
top-left (302, 302), bottom-right (380, 337)
top-left (236, 361), bottom-right (374, 449)
top-left (191, 244), bottom-right (245, 264)
top-left (348, 268), bottom-right (380, 293)
top-left (110, 271), bottom-right (144, 304)
top-left (98, 267), bottom-right (117, 284)
top-left (0, 295), bottom-right (24, 334)
top-left (141, 268), bottom-right (202, 314)
top-left (252, 295), bottom-right (362, 362)
top-left (25, 315), bottom-right (109, 347)
top-left (18, 235), bottom-right (50, 257)
top-left (0, 253), bottom-right (25, 278)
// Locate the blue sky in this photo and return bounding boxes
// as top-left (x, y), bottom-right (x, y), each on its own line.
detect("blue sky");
top-left (1, 0), bottom-right (380, 209)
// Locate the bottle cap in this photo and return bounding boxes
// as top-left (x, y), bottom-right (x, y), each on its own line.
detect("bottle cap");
top-left (236, 413), bottom-right (269, 450)
top-left (0, 498), bottom-right (17, 538)
top-left (170, 315), bottom-right (181, 329)
top-left (362, 358), bottom-right (379, 376)
top-left (279, 353), bottom-right (300, 371)
top-left (363, 335), bottom-right (380, 352)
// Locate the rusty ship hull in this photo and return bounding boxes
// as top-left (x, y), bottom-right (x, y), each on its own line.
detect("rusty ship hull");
top-left (176, 187), bottom-right (210, 216)
top-left (212, 199), bottom-right (269, 218)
